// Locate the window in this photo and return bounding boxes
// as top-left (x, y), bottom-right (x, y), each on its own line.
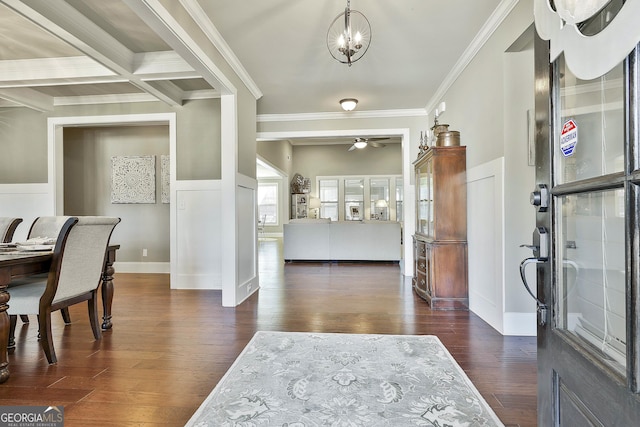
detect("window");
top-left (319, 179), bottom-right (338, 221)
top-left (258, 183), bottom-right (278, 225)
top-left (370, 178), bottom-right (389, 220)
top-left (345, 179), bottom-right (364, 220)
top-left (317, 175), bottom-right (402, 222)
top-left (395, 177), bottom-right (403, 222)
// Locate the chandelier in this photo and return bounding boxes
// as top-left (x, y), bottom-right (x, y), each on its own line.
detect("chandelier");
top-left (327, 0), bottom-right (371, 66)
top-left (553, 0), bottom-right (611, 25)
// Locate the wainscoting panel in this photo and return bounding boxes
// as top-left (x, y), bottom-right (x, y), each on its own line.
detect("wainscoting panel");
top-left (467, 158), bottom-right (504, 334)
top-left (0, 184), bottom-right (54, 241)
top-left (173, 187), bottom-right (222, 289)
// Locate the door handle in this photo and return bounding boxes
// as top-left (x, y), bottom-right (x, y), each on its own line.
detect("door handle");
top-left (519, 257), bottom-right (548, 326)
top-left (520, 225), bottom-right (550, 326)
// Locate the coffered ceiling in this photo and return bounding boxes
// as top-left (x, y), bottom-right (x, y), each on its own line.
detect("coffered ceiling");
top-left (0, 0), bottom-right (507, 115)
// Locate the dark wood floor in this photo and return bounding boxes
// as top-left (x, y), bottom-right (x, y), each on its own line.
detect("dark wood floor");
top-left (0, 238), bottom-right (537, 426)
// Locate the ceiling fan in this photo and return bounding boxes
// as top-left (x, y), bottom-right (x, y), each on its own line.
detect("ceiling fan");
top-left (347, 137), bottom-right (389, 151)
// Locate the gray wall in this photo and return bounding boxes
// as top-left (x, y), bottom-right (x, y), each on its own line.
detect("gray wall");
top-left (0, 99), bottom-right (222, 183)
top-left (176, 99), bottom-right (221, 180)
top-left (292, 143), bottom-right (402, 184)
top-left (64, 126), bottom-right (170, 263)
top-left (0, 108), bottom-right (48, 183)
top-left (258, 115), bottom-right (425, 184)
top-left (0, 99), bottom-right (222, 264)
top-left (238, 88), bottom-right (258, 178)
top-left (257, 139), bottom-right (293, 178)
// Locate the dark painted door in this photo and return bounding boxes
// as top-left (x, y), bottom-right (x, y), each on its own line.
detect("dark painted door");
top-left (531, 8), bottom-right (640, 426)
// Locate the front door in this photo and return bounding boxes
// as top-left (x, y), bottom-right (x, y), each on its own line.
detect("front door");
top-left (533, 5), bottom-right (640, 425)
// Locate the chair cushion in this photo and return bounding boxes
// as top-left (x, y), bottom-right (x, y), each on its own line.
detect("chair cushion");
top-left (7, 281), bottom-right (46, 315)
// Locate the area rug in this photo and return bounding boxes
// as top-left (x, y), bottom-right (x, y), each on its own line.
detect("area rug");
top-left (185, 331), bottom-right (504, 426)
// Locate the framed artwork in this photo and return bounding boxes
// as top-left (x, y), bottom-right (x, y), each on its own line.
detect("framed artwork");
top-left (111, 155), bottom-right (156, 204)
top-left (350, 205), bottom-right (360, 220)
top-left (161, 155), bottom-right (170, 204)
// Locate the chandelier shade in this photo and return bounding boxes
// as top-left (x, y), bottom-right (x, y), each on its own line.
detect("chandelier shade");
top-left (553, 0), bottom-right (611, 25)
top-left (327, 0), bottom-right (371, 66)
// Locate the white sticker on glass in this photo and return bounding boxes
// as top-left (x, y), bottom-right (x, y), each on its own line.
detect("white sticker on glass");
top-left (560, 119), bottom-right (578, 157)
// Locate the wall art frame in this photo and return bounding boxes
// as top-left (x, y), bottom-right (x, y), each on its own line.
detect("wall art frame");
top-left (111, 155), bottom-right (156, 204)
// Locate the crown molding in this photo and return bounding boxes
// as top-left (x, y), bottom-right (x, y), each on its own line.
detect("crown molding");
top-left (179, 0), bottom-right (263, 100)
top-left (425, 0), bottom-right (520, 115)
top-left (257, 108), bottom-right (427, 123)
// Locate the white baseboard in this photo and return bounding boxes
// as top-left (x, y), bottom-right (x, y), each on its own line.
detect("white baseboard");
top-left (262, 232), bottom-right (283, 238)
top-left (114, 261), bottom-right (170, 274)
top-left (171, 273), bottom-right (222, 290)
top-left (502, 312), bottom-right (537, 336)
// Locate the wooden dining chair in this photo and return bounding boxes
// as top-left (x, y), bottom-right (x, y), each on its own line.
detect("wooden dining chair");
top-left (27, 216), bottom-right (74, 241)
top-left (0, 217), bottom-right (23, 243)
top-left (17, 216), bottom-right (75, 324)
top-left (8, 216), bottom-right (121, 364)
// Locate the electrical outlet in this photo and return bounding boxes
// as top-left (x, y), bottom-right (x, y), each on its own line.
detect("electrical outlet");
top-left (142, 248), bottom-right (148, 257)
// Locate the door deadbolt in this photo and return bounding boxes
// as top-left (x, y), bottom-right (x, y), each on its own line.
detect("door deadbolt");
top-left (530, 184), bottom-right (549, 212)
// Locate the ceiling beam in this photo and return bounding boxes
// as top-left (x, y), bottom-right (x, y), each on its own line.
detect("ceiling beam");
top-left (0, 52), bottom-right (200, 88)
top-left (0, 87), bottom-right (53, 111)
top-left (124, 0), bottom-right (236, 96)
top-left (0, 57), bottom-right (122, 88)
top-left (1, 0), bottom-right (185, 106)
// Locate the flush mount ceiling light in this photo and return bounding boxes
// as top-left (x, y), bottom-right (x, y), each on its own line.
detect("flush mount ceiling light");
top-left (327, 0), bottom-right (371, 66)
top-left (340, 98), bottom-right (358, 111)
top-left (354, 140), bottom-right (368, 149)
top-left (347, 137), bottom-right (388, 151)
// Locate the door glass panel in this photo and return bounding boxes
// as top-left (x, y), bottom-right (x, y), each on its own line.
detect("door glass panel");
top-left (556, 55), bottom-right (624, 184)
top-left (556, 190), bottom-right (626, 374)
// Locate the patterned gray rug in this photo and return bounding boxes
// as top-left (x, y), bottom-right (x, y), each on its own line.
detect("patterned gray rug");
top-left (185, 331), bottom-right (504, 426)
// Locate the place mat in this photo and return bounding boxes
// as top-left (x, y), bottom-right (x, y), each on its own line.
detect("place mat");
top-left (16, 244), bottom-right (54, 252)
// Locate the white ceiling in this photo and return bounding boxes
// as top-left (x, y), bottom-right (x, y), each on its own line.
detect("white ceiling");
top-left (0, 0), bottom-right (505, 115)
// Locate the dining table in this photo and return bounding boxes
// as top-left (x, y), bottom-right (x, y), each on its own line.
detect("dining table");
top-left (0, 244), bottom-right (119, 383)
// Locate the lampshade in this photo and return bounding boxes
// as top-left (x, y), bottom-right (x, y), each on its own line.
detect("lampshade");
top-left (375, 200), bottom-right (388, 208)
top-left (309, 197), bottom-right (321, 209)
top-left (340, 98), bottom-right (358, 111)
